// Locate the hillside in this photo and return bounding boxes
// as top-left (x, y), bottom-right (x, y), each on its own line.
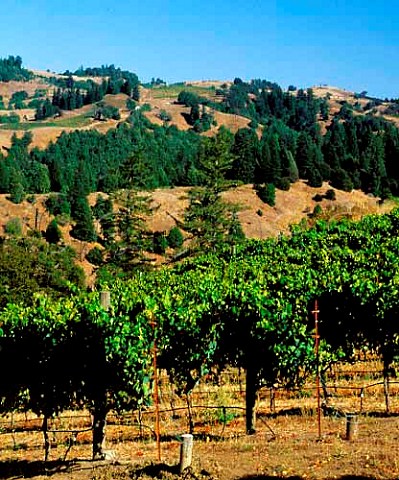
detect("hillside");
top-left (1, 62), bottom-right (399, 150)
top-left (1, 58), bottom-right (399, 287)
top-left (0, 182), bottom-right (393, 285)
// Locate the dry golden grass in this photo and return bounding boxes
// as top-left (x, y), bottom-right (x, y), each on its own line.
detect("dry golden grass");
top-left (1, 359), bottom-right (399, 480)
top-left (140, 86), bottom-right (251, 135)
top-left (0, 78), bottom-right (50, 102)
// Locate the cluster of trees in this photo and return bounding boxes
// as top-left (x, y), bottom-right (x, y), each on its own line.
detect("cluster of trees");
top-left (0, 234), bottom-right (84, 308)
top-left (36, 74), bottom-right (138, 120)
top-left (0, 55), bottom-right (32, 82)
top-left (63, 64), bottom-right (140, 98)
top-left (177, 90), bottom-right (216, 132)
top-left (2, 209), bottom-right (399, 456)
top-left (214, 78), bottom-right (329, 130)
top-left (2, 105), bottom-right (399, 208)
top-left (0, 113), bottom-right (20, 124)
top-left (8, 90), bottom-right (29, 109)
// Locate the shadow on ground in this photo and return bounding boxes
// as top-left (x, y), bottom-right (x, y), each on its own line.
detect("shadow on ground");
top-left (0, 460), bottom-right (73, 478)
top-left (0, 461), bottom-right (394, 480)
top-left (239, 476), bottom-right (395, 480)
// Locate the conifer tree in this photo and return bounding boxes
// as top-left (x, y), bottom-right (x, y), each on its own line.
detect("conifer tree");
top-left (70, 195), bottom-right (97, 242)
top-left (184, 128), bottom-right (242, 251)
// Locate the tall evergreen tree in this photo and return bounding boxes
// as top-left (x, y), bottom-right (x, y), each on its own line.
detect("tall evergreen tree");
top-left (231, 128), bottom-right (259, 183)
top-left (70, 195), bottom-right (97, 242)
top-left (184, 128), bottom-right (240, 251)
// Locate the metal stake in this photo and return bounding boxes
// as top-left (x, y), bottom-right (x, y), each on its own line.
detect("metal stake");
top-left (312, 300), bottom-right (321, 439)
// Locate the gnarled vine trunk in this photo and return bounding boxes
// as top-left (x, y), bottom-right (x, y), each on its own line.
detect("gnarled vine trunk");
top-left (92, 398), bottom-right (107, 460)
top-left (246, 365), bottom-right (257, 434)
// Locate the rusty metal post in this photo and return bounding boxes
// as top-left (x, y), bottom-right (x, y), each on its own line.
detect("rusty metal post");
top-left (312, 300), bottom-right (321, 439)
top-left (150, 315), bottom-right (161, 462)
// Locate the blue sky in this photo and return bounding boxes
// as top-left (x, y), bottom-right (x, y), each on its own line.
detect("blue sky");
top-left (2, 0), bottom-right (398, 98)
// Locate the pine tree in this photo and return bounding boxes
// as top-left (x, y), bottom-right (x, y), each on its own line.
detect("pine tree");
top-left (231, 128), bottom-right (259, 183)
top-left (184, 128), bottom-right (239, 251)
top-left (45, 219), bottom-right (62, 244)
top-left (109, 189), bottom-right (152, 268)
top-left (70, 195), bottom-right (97, 242)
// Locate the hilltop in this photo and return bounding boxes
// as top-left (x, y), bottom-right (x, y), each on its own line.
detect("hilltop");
top-left (1, 64), bottom-right (398, 151)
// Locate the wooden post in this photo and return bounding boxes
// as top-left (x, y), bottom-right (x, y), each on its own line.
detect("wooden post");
top-left (179, 434), bottom-right (193, 472)
top-left (345, 414), bottom-right (358, 441)
top-left (100, 291), bottom-right (111, 311)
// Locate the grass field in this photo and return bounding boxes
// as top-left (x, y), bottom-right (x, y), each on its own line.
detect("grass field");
top-left (147, 84), bottom-right (218, 100)
top-left (0, 114), bottom-right (93, 131)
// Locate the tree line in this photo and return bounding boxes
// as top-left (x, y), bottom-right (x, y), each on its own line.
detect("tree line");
top-left (0, 55), bottom-right (32, 82)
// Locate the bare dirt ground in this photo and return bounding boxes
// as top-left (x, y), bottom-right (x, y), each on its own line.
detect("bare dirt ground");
top-left (2, 416), bottom-right (399, 480)
top-left (1, 379), bottom-right (399, 480)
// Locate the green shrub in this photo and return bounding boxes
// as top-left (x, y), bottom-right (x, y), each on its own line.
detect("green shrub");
top-left (45, 194), bottom-right (71, 216)
top-left (152, 231), bottom-right (168, 254)
top-left (126, 98), bottom-right (137, 110)
top-left (4, 218), bottom-right (22, 236)
top-left (325, 189), bottom-right (336, 201)
top-left (44, 219), bottom-right (62, 244)
top-left (167, 226), bottom-right (184, 248)
top-left (0, 113), bottom-right (20, 124)
top-left (312, 193), bottom-right (324, 202)
top-left (312, 204), bottom-right (323, 217)
top-left (255, 183), bottom-right (276, 207)
top-left (86, 246), bottom-right (104, 266)
top-left (276, 177), bottom-right (291, 191)
top-left (158, 109), bottom-right (172, 122)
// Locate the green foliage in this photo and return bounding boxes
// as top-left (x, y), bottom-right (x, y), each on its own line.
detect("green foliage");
top-left (44, 219), bottom-right (62, 244)
top-left (0, 56), bottom-right (32, 82)
top-left (9, 91), bottom-right (28, 109)
top-left (4, 217), bottom-right (22, 236)
top-left (167, 226), bottom-right (184, 248)
top-left (325, 189), bottom-right (336, 201)
top-left (86, 246), bottom-right (104, 266)
top-left (8, 181), bottom-right (25, 204)
top-left (126, 98), bottom-right (137, 110)
top-left (0, 236), bottom-right (84, 308)
top-left (3, 209), bottom-right (399, 441)
top-left (45, 194), bottom-right (71, 216)
top-left (70, 195), bottom-right (97, 242)
top-left (312, 204), bottom-right (323, 216)
top-left (152, 231), bottom-right (169, 254)
top-left (276, 177), bottom-right (291, 191)
top-left (255, 183), bottom-right (276, 206)
top-left (0, 113), bottom-right (20, 124)
top-left (184, 128), bottom-right (238, 252)
top-left (158, 109), bottom-right (172, 122)
top-left (94, 104), bottom-right (120, 120)
top-left (34, 99), bottom-right (60, 120)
